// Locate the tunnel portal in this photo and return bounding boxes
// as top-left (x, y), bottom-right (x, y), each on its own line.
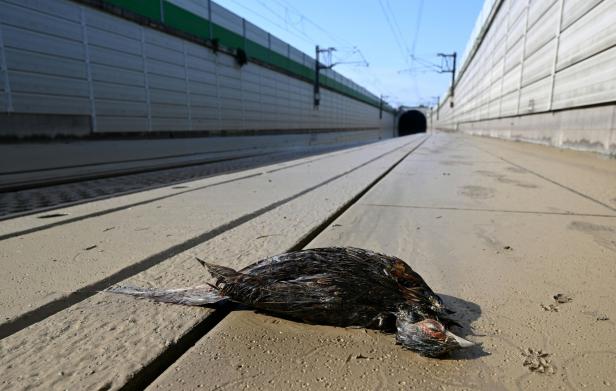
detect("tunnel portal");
top-left (398, 110), bottom-right (427, 136)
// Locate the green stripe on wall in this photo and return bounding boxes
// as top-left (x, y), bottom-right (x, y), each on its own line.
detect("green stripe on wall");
top-left (98, 0), bottom-right (390, 112)
top-left (162, 2), bottom-right (210, 40)
top-left (212, 25), bottom-right (244, 49)
top-left (104, 0), bottom-right (162, 21)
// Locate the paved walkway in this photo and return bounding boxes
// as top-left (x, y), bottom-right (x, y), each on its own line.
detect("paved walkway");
top-left (1, 133), bottom-right (615, 390)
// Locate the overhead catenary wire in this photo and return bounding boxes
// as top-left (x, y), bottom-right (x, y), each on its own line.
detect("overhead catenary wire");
top-left (219, 0), bottom-right (392, 102)
top-left (377, 0), bottom-right (409, 66)
top-left (224, 0), bottom-right (315, 47)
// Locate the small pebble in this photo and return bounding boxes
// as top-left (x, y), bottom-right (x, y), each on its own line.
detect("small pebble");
top-left (553, 293), bottom-right (572, 304)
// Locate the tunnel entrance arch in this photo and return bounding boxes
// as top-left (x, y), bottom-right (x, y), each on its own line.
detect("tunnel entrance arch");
top-left (398, 110), bottom-right (427, 136)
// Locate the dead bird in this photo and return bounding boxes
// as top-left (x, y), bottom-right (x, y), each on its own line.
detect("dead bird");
top-left (107, 247), bottom-right (474, 357)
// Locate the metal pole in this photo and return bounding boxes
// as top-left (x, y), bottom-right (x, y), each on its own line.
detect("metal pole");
top-left (379, 95), bottom-right (383, 119)
top-left (314, 45), bottom-right (320, 108)
top-left (451, 52), bottom-right (456, 98)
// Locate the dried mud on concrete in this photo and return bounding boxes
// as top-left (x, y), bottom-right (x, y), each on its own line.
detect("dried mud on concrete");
top-left (2, 133), bottom-right (616, 390)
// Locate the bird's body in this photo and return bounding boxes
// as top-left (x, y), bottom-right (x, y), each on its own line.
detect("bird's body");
top-left (204, 247), bottom-right (443, 330)
top-left (107, 247), bottom-right (474, 356)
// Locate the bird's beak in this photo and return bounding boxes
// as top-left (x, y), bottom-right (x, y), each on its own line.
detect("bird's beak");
top-left (445, 330), bottom-right (475, 348)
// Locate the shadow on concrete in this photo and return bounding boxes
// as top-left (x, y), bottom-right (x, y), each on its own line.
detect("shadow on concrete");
top-left (439, 293), bottom-right (488, 360)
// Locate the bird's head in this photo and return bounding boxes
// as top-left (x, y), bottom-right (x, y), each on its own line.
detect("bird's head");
top-left (395, 316), bottom-right (475, 357)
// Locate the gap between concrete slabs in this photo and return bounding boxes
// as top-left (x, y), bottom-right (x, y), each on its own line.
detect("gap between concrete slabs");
top-left (0, 135), bottom-right (428, 391)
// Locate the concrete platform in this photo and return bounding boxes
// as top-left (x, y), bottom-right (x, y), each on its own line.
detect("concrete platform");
top-left (0, 135), bottom-right (425, 390)
top-left (1, 133), bottom-right (615, 390)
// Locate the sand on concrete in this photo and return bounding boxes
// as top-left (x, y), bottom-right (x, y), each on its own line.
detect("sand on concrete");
top-left (0, 136), bottom-right (425, 390)
top-left (147, 134), bottom-right (616, 390)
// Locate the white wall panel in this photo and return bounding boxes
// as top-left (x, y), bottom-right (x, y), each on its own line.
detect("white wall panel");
top-left (527, 0), bottom-right (558, 29)
top-left (1, 2), bottom-right (81, 42)
top-left (189, 94), bottom-right (217, 109)
top-left (507, 5), bottom-right (527, 47)
top-left (3, 25), bottom-right (84, 60)
top-left (524, 1), bottom-right (558, 57)
top-left (5, 48), bottom-right (86, 79)
top-left (145, 29), bottom-right (184, 53)
top-left (148, 73), bottom-right (185, 92)
top-left (84, 6), bottom-right (141, 38)
top-left (147, 59), bottom-right (185, 79)
top-left (87, 28), bottom-right (141, 55)
top-left (504, 39), bottom-right (523, 72)
top-left (90, 64), bottom-right (144, 87)
top-left (187, 70), bottom-right (217, 86)
top-left (151, 103), bottom-right (188, 118)
top-left (9, 71), bottom-right (89, 98)
top-left (93, 81), bottom-right (145, 102)
top-left (521, 39), bottom-right (555, 86)
top-left (518, 75), bottom-right (551, 114)
top-left (149, 88), bottom-right (187, 106)
top-left (289, 47), bottom-right (304, 65)
top-left (269, 36), bottom-right (287, 56)
top-left (552, 45), bottom-right (616, 109)
top-left (211, 3), bottom-right (242, 35)
top-left (245, 22), bottom-right (268, 47)
top-left (95, 99), bottom-right (147, 117)
top-left (1, 0), bottom-right (390, 137)
top-left (557, 0), bottom-right (616, 70)
top-left (12, 92), bottom-right (89, 114)
top-left (89, 46), bottom-right (143, 72)
top-left (146, 46), bottom-right (184, 67)
top-left (501, 65), bottom-right (521, 95)
top-left (561, 0), bottom-right (603, 30)
top-left (4, 0), bottom-right (80, 21)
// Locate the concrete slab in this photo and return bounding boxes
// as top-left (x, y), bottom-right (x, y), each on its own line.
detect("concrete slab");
top-left (361, 136), bottom-right (616, 216)
top-left (470, 135), bottom-right (616, 211)
top-left (148, 133), bottom-right (616, 390)
top-left (0, 136), bottom-right (426, 390)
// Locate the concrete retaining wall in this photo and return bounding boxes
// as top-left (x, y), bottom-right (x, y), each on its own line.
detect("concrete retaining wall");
top-left (0, 0), bottom-right (394, 138)
top-left (433, 0), bottom-right (616, 156)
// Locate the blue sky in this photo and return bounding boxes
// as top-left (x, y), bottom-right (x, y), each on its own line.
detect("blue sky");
top-left (216, 0), bottom-right (484, 108)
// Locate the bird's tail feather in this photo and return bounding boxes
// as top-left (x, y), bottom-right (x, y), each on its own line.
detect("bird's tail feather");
top-left (196, 257), bottom-right (240, 280)
top-left (105, 284), bottom-right (227, 306)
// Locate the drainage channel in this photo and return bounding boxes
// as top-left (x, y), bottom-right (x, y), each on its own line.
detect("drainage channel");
top-left (0, 142), bottom-right (374, 241)
top-left (0, 144), bottom-right (353, 221)
top-left (119, 135), bottom-right (429, 391)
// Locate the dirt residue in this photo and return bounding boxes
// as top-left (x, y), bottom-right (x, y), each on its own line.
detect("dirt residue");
top-left (474, 169), bottom-right (538, 189)
top-left (569, 221), bottom-right (616, 252)
top-left (458, 185), bottom-right (495, 200)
